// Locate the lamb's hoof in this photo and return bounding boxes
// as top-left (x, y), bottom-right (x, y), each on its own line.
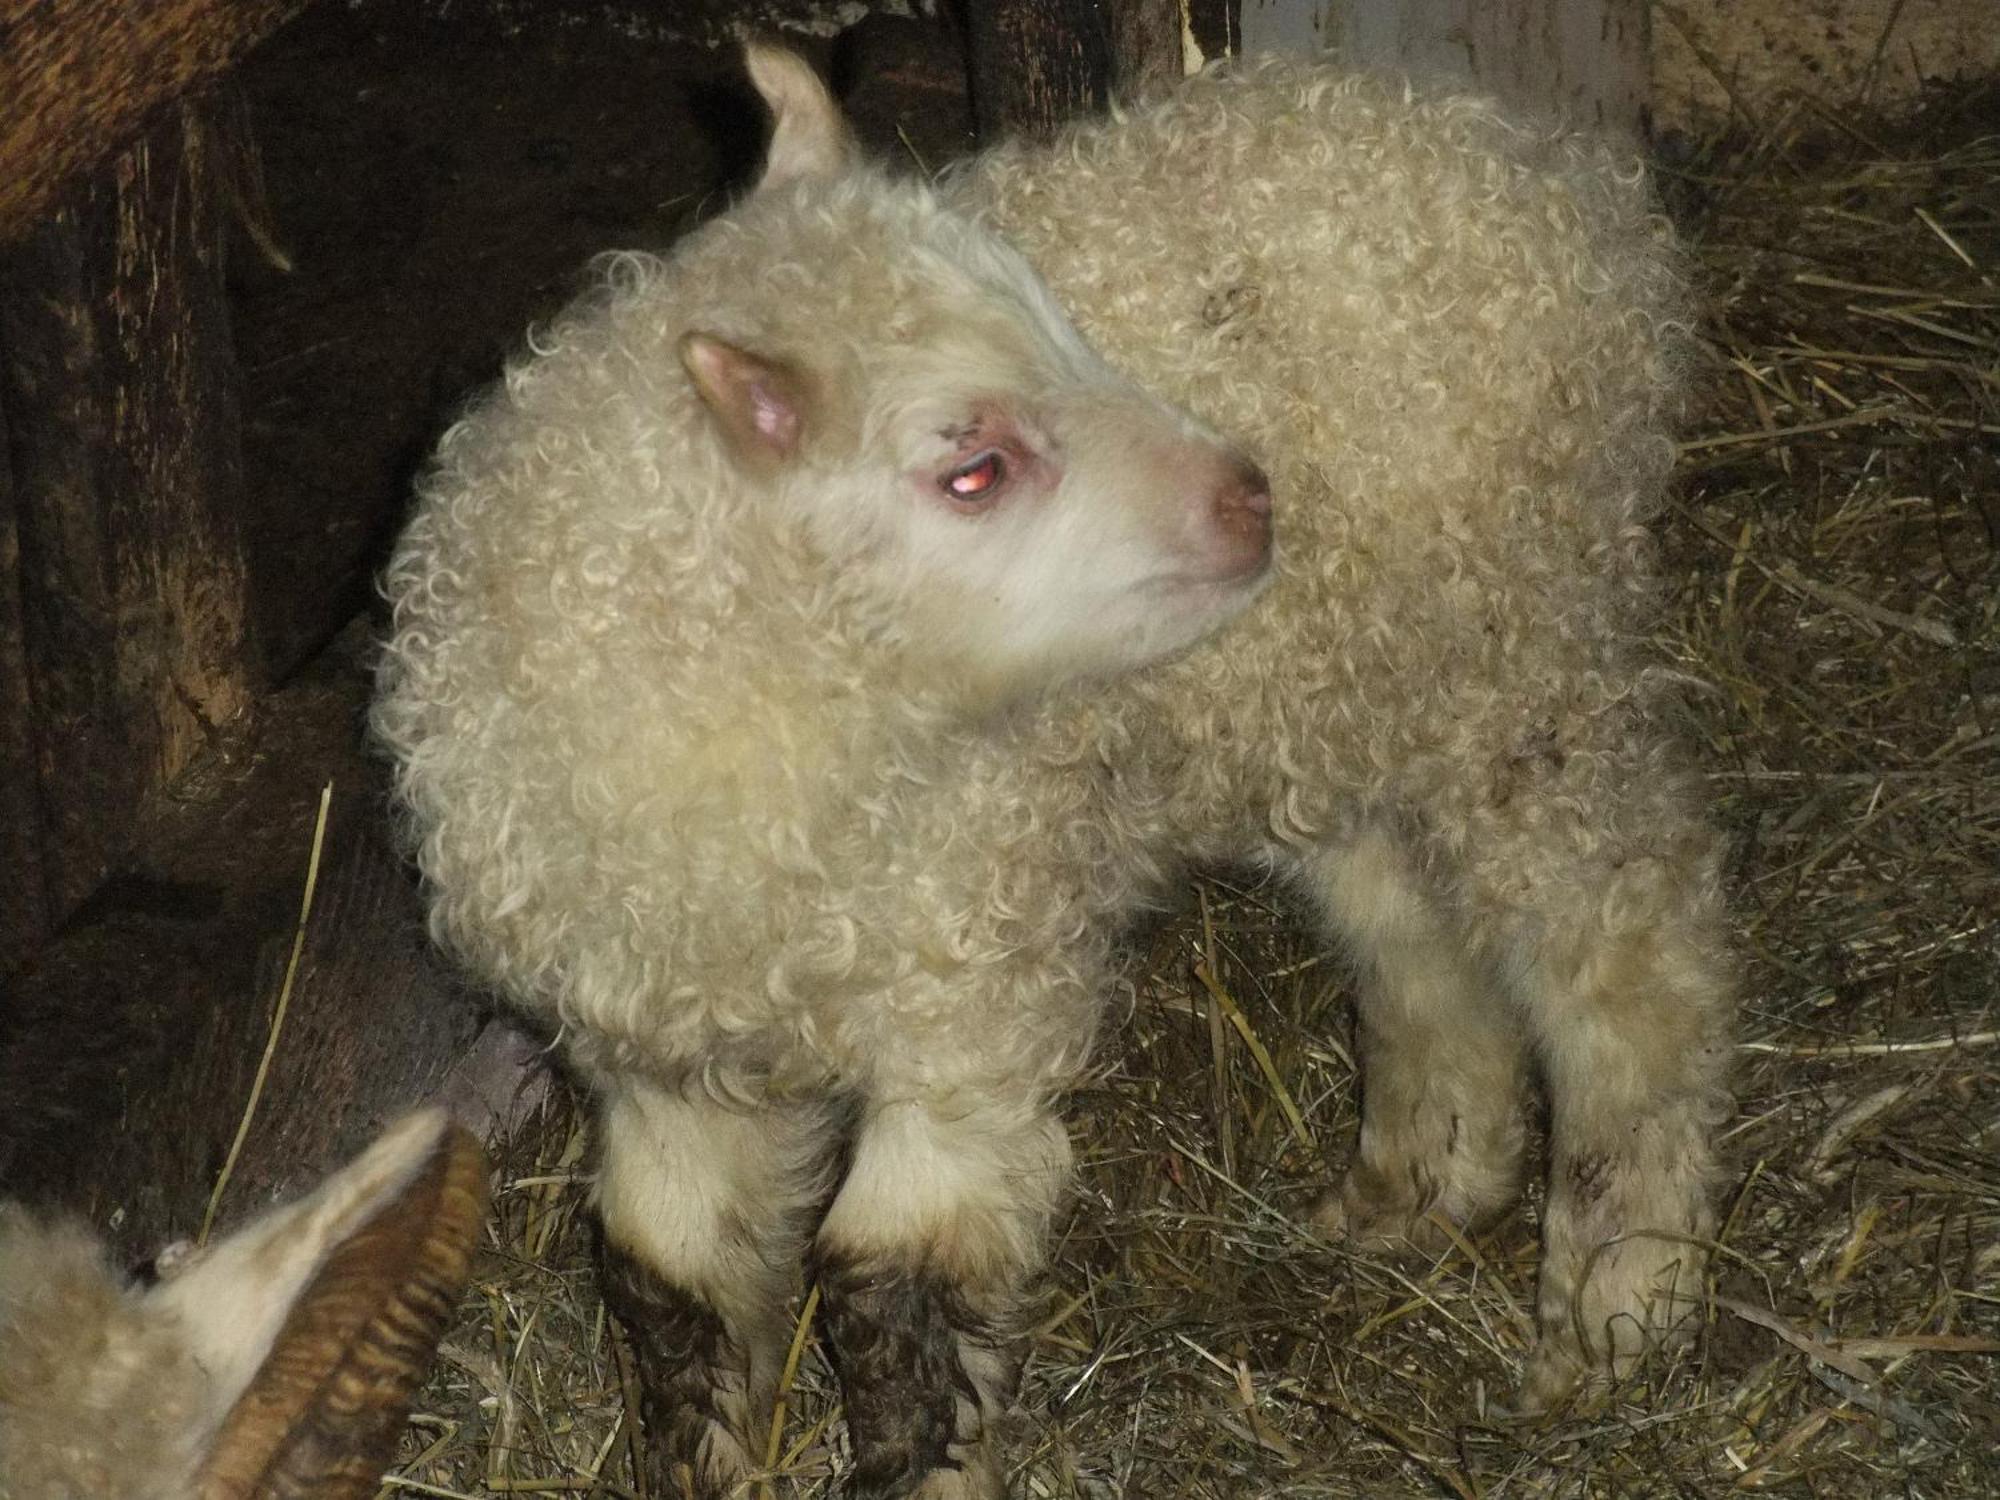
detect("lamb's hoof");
top-left (854, 1444), bottom-right (1004, 1500)
top-left (1512, 1340), bottom-right (1589, 1417)
top-left (911, 1449), bottom-right (1005, 1499)
top-left (1309, 1175), bottom-right (1456, 1255)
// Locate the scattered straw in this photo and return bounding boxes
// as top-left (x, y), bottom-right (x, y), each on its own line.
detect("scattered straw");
top-left (1742, 1026), bottom-right (2000, 1057)
top-left (201, 779), bottom-right (334, 1245)
top-left (761, 1283), bottom-right (824, 1497)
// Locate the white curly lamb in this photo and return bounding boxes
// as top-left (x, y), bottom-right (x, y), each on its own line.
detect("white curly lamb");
top-left (375, 45), bottom-right (1732, 1500)
top-left (0, 1111), bottom-right (485, 1500)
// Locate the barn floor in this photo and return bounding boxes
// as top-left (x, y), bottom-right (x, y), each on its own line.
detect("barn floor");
top-left (215, 15), bottom-right (1999, 1500)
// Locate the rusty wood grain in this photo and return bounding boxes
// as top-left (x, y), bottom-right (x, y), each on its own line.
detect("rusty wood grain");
top-left (0, 101), bottom-right (257, 932)
top-left (0, 0), bottom-right (312, 242)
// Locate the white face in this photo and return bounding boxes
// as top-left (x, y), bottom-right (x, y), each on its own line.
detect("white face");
top-left (779, 259), bottom-right (1274, 698)
top-left (876, 387), bottom-right (1271, 686)
top-left (709, 46), bottom-right (1273, 703)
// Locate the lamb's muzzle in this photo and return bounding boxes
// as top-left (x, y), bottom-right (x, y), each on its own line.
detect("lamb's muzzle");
top-left (1200, 454), bottom-right (1274, 580)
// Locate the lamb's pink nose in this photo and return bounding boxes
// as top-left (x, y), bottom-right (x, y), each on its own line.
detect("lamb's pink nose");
top-left (1209, 459), bottom-right (1273, 576)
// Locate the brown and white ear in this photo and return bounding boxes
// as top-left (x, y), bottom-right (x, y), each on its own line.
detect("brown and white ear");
top-left (151, 1109), bottom-right (488, 1499)
top-left (682, 331), bottom-right (815, 468)
top-left (745, 41), bottom-right (857, 189)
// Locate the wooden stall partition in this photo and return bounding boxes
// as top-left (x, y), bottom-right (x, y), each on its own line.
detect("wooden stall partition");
top-left (0, 391), bottom-right (46, 960)
top-left (0, 0), bottom-right (312, 245)
top-left (1240, 0), bottom-right (1649, 132)
top-left (0, 0), bottom-right (316, 968)
top-left (965, 0), bottom-right (1222, 138)
top-left (964, 0), bottom-right (1116, 137)
top-left (0, 102), bottom-right (258, 938)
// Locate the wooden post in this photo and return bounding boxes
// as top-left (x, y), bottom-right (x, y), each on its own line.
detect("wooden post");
top-left (964, 0), bottom-right (1115, 139)
top-left (964, 0), bottom-right (1200, 141)
top-left (0, 390), bottom-right (47, 962)
top-left (0, 0), bottom-right (312, 244)
top-left (1106, 0), bottom-right (1194, 99)
top-left (0, 102), bottom-right (257, 929)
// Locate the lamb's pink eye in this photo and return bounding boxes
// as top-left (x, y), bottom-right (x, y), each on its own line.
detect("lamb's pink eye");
top-left (943, 451), bottom-right (1006, 502)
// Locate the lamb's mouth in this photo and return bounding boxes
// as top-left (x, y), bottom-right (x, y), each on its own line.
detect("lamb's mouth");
top-left (1144, 548), bottom-right (1277, 601)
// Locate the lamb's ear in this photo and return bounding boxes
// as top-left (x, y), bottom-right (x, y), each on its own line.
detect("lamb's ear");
top-left (149, 1110), bottom-right (487, 1495)
top-left (745, 41), bottom-right (857, 189)
top-left (682, 331), bottom-right (815, 468)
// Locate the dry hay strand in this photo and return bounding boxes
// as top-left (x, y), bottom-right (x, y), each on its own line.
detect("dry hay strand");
top-left (381, 86), bottom-right (2000, 1500)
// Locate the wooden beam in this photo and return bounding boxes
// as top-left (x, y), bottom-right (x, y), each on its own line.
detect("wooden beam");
top-left (965, 0), bottom-right (1195, 139)
top-left (0, 102), bottom-right (257, 931)
top-left (0, 388), bottom-right (47, 965)
top-left (964, 0), bottom-right (1114, 139)
top-left (1246, 0), bottom-right (1649, 133)
top-left (0, 0), bottom-right (312, 243)
top-left (1105, 0), bottom-right (1191, 99)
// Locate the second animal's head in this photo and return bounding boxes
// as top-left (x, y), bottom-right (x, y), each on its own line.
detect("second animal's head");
top-left (0, 1110), bottom-right (485, 1500)
top-left (682, 45), bottom-right (1274, 699)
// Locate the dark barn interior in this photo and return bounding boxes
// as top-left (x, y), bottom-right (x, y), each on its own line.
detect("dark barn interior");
top-left (1, 1), bottom-right (1996, 1495)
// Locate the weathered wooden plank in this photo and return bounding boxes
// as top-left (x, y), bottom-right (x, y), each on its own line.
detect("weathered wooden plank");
top-left (0, 103), bottom-right (257, 931)
top-left (0, 388), bottom-right (49, 966)
top-left (965, 0), bottom-right (1198, 138)
top-left (1105, 0), bottom-right (1190, 98)
top-left (0, 0), bottom-right (313, 243)
top-left (1243, 0), bottom-right (1649, 133)
top-left (965, 0), bottom-right (1115, 138)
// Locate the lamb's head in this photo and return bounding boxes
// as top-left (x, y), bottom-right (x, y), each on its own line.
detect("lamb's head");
top-left (0, 1110), bottom-right (485, 1500)
top-left (682, 45), bottom-right (1273, 704)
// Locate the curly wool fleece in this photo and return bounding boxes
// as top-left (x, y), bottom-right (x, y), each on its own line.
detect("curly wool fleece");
top-left (377, 50), bottom-right (1732, 1493)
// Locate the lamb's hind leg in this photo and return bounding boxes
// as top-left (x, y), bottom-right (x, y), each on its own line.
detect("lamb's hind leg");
top-left (1298, 826), bottom-right (1527, 1248)
top-left (1465, 783), bottom-right (1734, 1409)
top-left (595, 1075), bottom-right (837, 1499)
top-left (817, 1091), bottom-right (1070, 1500)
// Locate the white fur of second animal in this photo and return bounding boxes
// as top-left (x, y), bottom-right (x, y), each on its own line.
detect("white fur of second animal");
top-left (374, 45), bottom-right (1733, 1500)
top-left (0, 1110), bottom-right (485, 1500)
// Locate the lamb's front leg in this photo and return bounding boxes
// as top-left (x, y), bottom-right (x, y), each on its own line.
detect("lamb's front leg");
top-left (594, 1075), bottom-right (837, 1499)
top-left (816, 1092), bottom-right (1070, 1500)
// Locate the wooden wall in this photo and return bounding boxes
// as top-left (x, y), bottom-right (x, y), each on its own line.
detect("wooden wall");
top-left (1653, 0), bottom-right (2000, 131)
top-left (1240, 0), bottom-right (1649, 131)
top-left (1, 105), bottom-right (257, 946)
top-left (0, 0), bottom-right (308, 964)
top-left (965, 0), bottom-right (1231, 136)
top-left (1233, 0), bottom-right (1998, 135)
